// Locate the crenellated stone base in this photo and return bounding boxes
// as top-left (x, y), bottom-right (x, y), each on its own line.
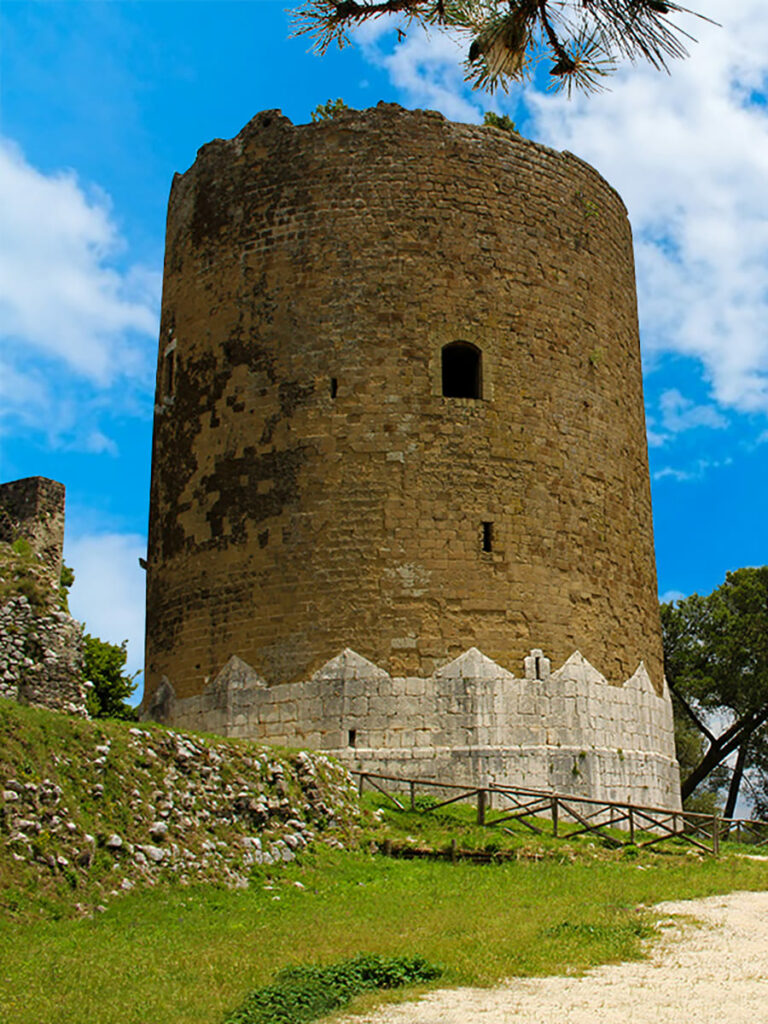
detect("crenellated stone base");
top-left (142, 647), bottom-right (681, 811)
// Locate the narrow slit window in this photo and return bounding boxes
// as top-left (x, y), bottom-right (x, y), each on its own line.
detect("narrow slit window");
top-left (442, 341), bottom-right (482, 398)
top-left (535, 655), bottom-right (542, 679)
top-left (348, 728), bottom-right (357, 748)
top-left (330, 377), bottom-right (338, 399)
top-left (482, 521), bottom-right (493, 553)
top-left (164, 349), bottom-right (175, 397)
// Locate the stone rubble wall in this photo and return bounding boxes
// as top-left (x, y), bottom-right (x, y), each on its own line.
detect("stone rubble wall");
top-left (0, 595), bottom-right (88, 716)
top-left (144, 647), bottom-right (681, 811)
top-left (1, 711), bottom-right (357, 912)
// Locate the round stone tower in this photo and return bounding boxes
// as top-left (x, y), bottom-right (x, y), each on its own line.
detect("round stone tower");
top-left (144, 103), bottom-right (664, 705)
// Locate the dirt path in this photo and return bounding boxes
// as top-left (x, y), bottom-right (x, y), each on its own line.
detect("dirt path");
top-left (339, 891), bottom-right (768, 1024)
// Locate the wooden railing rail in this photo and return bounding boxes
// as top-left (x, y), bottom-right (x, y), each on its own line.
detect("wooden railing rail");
top-left (352, 770), bottom-right (768, 857)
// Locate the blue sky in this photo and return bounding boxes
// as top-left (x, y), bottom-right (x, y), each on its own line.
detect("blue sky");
top-left (1, 0), bottom-right (767, 699)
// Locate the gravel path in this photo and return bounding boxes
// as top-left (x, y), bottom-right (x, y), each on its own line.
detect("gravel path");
top-left (338, 890), bottom-right (768, 1024)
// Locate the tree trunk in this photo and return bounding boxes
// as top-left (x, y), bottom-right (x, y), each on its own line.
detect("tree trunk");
top-left (681, 704), bottom-right (768, 801)
top-left (724, 741), bottom-right (749, 820)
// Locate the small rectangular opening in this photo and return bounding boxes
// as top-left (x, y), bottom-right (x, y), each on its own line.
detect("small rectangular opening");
top-left (535, 656), bottom-right (541, 680)
top-left (481, 521), bottom-right (493, 553)
top-left (164, 349), bottom-right (175, 397)
top-left (330, 377), bottom-right (338, 399)
top-left (348, 729), bottom-right (357, 748)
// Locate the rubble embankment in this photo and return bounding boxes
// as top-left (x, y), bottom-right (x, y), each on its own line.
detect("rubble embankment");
top-left (0, 701), bottom-right (358, 916)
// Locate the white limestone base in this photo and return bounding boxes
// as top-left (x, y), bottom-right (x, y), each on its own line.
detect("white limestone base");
top-left (143, 647), bottom-right (682, 811)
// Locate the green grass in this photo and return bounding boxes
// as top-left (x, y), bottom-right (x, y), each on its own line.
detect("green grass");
top-left (3, 713), bottom-right (768, 1024)
top-left (2, 841), bottom-right (768, 1024)
top-left (358, 790), bottom-right (686, 857)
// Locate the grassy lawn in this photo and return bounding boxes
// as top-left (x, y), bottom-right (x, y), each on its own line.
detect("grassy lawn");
top-left (2, 831), bottom-right (768, 1024)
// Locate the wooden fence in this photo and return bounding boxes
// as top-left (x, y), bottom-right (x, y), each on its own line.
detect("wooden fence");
top-left (353, 771), bottom-right (768, 857)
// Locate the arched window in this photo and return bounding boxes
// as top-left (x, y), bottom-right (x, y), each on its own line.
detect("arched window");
top-left (442, 341), bottom-right (482, 399)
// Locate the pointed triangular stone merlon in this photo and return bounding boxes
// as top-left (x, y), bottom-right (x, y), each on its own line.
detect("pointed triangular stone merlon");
top-left (206, 654), bottom-right (267, 695)
top-left (141, 676), bottom-right (176, 723)
top-left (524, 648), bottom-right (551, 681)
top-left (625, 661), bottom-right (656, 696)
top-left (311, 648), bottom-right (390, 683)
top-left (551, 651), bottom-right (608, 687)
top-left (436, 647), bottom-right (514, 681)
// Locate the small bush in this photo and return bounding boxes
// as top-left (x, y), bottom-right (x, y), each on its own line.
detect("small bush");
top-left (224, 954), bottom-right (442, 1024)
top-left (483, 111), bottom-right (518, 133)
top-left (311, 98), bottom-right (348, 122)
top-left (83, 633), bottom-right (138, 719)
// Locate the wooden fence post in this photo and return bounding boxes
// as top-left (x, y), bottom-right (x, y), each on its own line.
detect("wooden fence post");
top-left (477, 789), bottom-right (486, 826)
top-left (628, 807), bottom-right (635, 844)
top-left (358, 773), bottom-right (365, 797)
top-left (552, 797), bottom-right (559, 837)
top-left (713, 815), bottom-right (720, 856)
top-left (409, 780), bottom-right (416, 811)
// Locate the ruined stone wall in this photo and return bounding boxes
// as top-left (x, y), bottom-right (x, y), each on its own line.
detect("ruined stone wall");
top-left (144, 647), bottom-right (681, 811)
top-left (0, 477), bottom-right (65, 584)
top-left (145, 102), bottom-right (663, 707)
top-left (0, 596), bottom-right (87, 716)
top-left (0, 477), bottom-right (87, 716)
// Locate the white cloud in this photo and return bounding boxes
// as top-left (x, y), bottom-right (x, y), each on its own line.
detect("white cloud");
top-left (646, 427), bottom-right (669, 448)
top-left (527, 0), bottom-right (768, 415)
top-left (653, 456), bottom-right (732, 482)
top-left (659, 589), bottom-right (686, 604)
top-left (654, 465), bottom-right (696, 482)
top-left (353, 2), bottom-right (768, 418)
top-left (64, 532), bottom-right (146, 701)
top-left (354, 20), bottom-right (483, 121)
top-left (79, 430), bottom-right (119, 457)
top-left (0, 138), bottom-right (159, 448)
top-left (658, 388), bottom-right (729, 434)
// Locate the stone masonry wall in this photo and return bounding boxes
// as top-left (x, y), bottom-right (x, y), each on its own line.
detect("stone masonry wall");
top-left (0, 477), bottom-right (87, 716)
top-left (0, 477), bottom-right (66, 585)
top-left (0, 596), bottom-right (87, 716)
top-left (145, 103), bottom-right (664, 704)
top-left (144, 647), bottom-right (681, 811)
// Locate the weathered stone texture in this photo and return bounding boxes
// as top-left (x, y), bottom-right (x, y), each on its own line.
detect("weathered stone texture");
top-left (0, 477), bottom-right (87, 716)
top-left (145, 102), bottom-right (663, 708)
top-left (0, 596), bottom-right (87, 716)
top-left (145, 647), bottom-right (681, 810)
top-left (0, 477), bottom-right (65, 585)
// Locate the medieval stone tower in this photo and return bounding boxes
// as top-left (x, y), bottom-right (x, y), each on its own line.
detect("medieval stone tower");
top-left (143, 104), bottom-right (680, 809)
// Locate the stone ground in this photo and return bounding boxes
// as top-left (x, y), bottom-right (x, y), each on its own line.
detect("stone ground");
top-left (337, 888), bottom-right (768, 1024)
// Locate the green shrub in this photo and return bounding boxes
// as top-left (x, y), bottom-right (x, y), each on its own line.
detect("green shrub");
top-left (58, 562), bottom-right (75, 611)
top-left (224, 954), bottom-right (442, 1024)
top-left (483, 111), bottom-right (518, 133)
top-left (83, 633), bottom-right (138, 720)
top-left (311, 98), bottom-right (349, 122)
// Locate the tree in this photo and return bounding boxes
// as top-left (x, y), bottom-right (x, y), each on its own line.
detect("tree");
top-left (661, 567), bottom-right (768, 817)
top-left (293, 0), bottom-right (713, 96)
top-left (671, 705), bottom-right (728, 815)
top-left (83, 632), bottom-right (138, 720)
